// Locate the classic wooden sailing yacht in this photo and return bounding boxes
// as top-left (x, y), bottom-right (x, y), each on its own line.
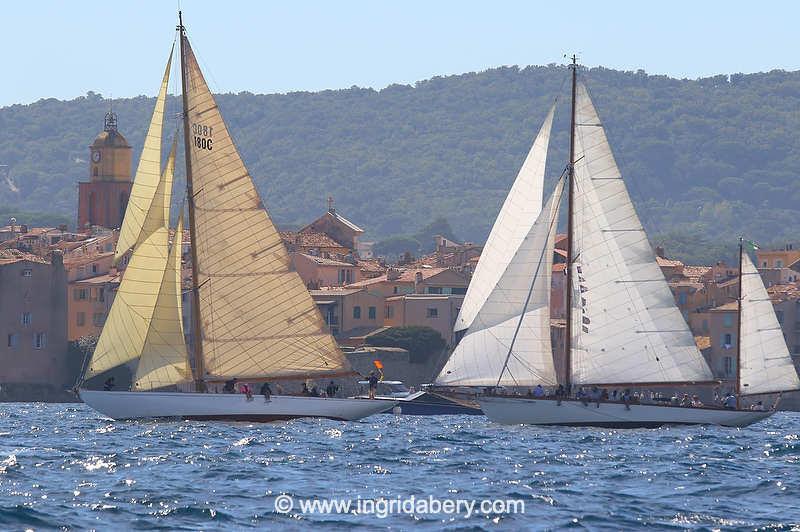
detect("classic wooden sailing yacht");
top-left (437, 57), bottom-right (800, 427)
top-left (78, 13), bottom-right (395, 421)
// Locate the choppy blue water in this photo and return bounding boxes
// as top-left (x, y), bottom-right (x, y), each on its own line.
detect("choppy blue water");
top-left (0, 404), bottom-right (798, 530)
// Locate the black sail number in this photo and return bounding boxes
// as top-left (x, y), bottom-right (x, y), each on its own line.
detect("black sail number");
top-left (191, 123), bottom-right (213, 151)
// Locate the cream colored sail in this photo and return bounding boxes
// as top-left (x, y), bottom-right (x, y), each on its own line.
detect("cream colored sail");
top-left (570, 83), bottom-right (713, 385)
top-left (133, 206), bottom-right (192, 390)
top-left (87, 142), bottom-right (177, 378)
top-left (114, 46), bottom-right (173, 264)
top-left (454, 105), bottom-right (555, 333)
top-left (181, 37), bottom-right (350, 380)
top-left (739, 252), bottom-right (800, 395)
top-left (437, 178), bottom-right (563, 387)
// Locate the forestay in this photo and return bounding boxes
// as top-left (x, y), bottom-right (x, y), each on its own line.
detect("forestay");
top-left (436, 178), bottom-right (563, 387)
top-left (181, 37), bottom-right (351, 380)
top-left (115, 47), bottom-right (173, 263)
top-left (454, 105), bottom-right (554, 333)
top-left (739, 252), bottom-right (800, 395)
top-left (570, 83), bottom-right (713, 385)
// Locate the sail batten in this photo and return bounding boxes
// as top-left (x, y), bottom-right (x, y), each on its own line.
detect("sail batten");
top-left (455, 105), bottom-right (555, 333)
top-left (114, 47), bottom-right (174, 263)
top-left (739, 252), bottom-right (800, 395)
top-left (570, 83), bottom-right (713, 386)
top-left (436, 177), bottom-right (564, 387)
top-left (181, 36), bottom-right (350, 380)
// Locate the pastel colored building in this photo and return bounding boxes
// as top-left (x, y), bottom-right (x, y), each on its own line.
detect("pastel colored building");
top-left (384, 293), bottom-right (464, 346)
top-left (310, 288), bottom-right (384, 341)
top-left (347, 267), bottom-right (468, 298)
top-left (292, 252), bottom-right (361, 289)
top-left (68, 272), bottom-right (120, 341)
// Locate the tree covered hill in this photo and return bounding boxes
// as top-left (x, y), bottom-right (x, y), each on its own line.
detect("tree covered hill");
top-left (1, 65), bottom-right (800, 264)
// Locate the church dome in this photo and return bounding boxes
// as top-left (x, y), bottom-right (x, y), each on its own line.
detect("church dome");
top-left (91, 129), bottom-right (130, 149)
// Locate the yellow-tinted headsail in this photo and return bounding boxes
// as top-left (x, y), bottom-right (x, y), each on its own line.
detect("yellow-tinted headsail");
top-left (114, 45), bottom-right (174, 264)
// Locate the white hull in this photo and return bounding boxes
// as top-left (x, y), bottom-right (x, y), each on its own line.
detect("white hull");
top-left (479, 397), bottom-right (773, 428)
top-left (79, 390), bottom-right (395, 422)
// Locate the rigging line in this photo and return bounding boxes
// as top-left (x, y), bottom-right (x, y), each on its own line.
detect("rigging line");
top-left (495, 175), bottom-right (565, 389)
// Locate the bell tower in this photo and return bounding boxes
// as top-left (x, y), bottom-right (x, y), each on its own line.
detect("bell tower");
top-left (78, 108), bottom-right (134, 230)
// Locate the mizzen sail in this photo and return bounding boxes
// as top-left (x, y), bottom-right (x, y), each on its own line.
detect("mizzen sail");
top-left (739, 252), bottom-right (800, 395)
top-left (570, 83), bottom-right (713, 385)
top-left (115, 46), bottom-right (173, 263)
top-left (181, 37), bottom-right (350, 380)
top-left (454, 105), bottom-right (555, 333)
top-left (436, 178), bottom-right (563, 387)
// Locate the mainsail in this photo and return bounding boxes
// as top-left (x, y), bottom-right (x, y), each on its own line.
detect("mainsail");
top-left (739, 252), bottom-right (800, 395)
top-left (436, 178), bottom-right (563, 387)
top-left (454, 105), bottom-right (555, 333)
top-left (87, 141), bottom-right (179, 378)
top-left (569, 83), bottom-right (713, 385)
top-left (133, 206), bottom-right (191, 390)
top-left (115, 46), bottom-right (173, 263)
top-left (181, 36), bottom-right (350, 380)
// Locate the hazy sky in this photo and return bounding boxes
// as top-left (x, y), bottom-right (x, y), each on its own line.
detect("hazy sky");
top-left (2, 0), bottom-right (797, 107)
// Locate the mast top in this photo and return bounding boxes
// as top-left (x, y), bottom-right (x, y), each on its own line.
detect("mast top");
top-left (177, 11), bottom-right (185, 33)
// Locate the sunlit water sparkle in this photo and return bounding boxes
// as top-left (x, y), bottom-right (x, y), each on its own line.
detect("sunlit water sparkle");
top-left (0, 403), bottom-right (798, 529)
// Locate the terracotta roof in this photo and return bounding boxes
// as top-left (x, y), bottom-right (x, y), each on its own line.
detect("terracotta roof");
top-left (694, 336), bottom-right (711, 350)
top-left (72, 272), bottom-right (120, 285)
top-left (310, 288), bottom-right (364, 297)
top-left (298, 253), bottom-right (353, 267)
top-left (683, 266), bottom-right (711, 282)
top-left (300, 210), bottom-right (364, 234)
top-left (767, 282), bottom-right (800, 302)
top-left (552, 263), bottom-right (567, 273)
top-left (0, 249), bottom-right (49, 265)
top-left (280, 230), bottom-right (348, 249)
top-left (710, 301), bottom-right (738, 312)
top-left (63, 251), bottom-right (114, 266)
top-left (656, 256), bottom-right (684, 268)
top-left (346, 267), bottom-right (456, 288)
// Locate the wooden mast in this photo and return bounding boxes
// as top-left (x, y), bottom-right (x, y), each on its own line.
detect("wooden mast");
top-left (564, 55), bottom-right (578, 391)
top-left (178, 11), bottom-right (206, 390)
top-left (736, 236), bottom-right (744, 408)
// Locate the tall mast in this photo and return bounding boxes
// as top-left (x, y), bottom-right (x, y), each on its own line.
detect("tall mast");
top-left (178, 11), bottom-right (206, 390)
top-left (564, 54), bottom-right (578, 391)
top-left (735, 236), bottom-right (743, 408)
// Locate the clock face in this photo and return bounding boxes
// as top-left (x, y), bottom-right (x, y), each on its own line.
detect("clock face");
top-left (92, 151), bottom-right (101, 163)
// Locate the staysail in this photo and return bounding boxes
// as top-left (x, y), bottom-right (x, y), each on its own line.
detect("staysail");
top-left (181, 36), bottom-right (351, 380)
top-left (739, 252), bottom-right (800, 395)
top-left (115, 46), bottom-right (174, 263)
top-left (133, 205), bottom-right (191, 390)
top-left (454, 105), bottom-right (555, 333)
top-left (570, 83), bottom-right (713, 385)
top-left (436, 178), bottom-right (563, 387)
top-left (87, 141), bottom-right (178, 378)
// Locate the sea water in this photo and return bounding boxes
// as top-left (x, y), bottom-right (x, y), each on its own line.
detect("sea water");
top-left (0, 403), bottom-right (798, 529)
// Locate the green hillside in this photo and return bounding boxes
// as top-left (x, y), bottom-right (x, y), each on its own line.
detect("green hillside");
top-left (1, 65), bottom-right (799, 264)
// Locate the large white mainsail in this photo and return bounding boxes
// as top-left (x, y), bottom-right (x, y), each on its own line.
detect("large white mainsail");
top-left (133, 206), bottom-right (191, 391)
top-left (181, 37), bottom-right (351, 380)
top-left (454, 105), bottom-right (555, 333)
top-left (86, 141), bottom-right (178, 378)
top-left (436, 178), bottom-right (564, 387)
top-left (114, 46), bottom-right (173, 264)
top-left (739, 252), bottom-right (800, 395)
top-left (570, 83), bottom-right (713, 385)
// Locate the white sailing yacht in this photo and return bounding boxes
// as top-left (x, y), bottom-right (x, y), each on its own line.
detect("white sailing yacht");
top-left (437, 57), bottom-right (800, 427)
top-left (78, 14), bottom-right (395, 421)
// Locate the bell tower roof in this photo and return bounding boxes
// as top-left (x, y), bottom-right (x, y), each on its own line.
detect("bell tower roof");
top-left (89, 106), bottom-right (132, 182)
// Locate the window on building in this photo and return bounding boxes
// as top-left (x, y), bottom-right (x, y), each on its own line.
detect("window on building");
top-left (21, 269), bottom-right (32, 278)
top-left (98, 288), bottom-right (105, 302)
top-left (368, 306), bottom-right (376, 320)
top-left (353, 306), bottom-right (361, 319)
top-left (427, 308), bottom-right (438, 318)
top-left (21, 312), bottom-right (32, 326)
top-left (776, 260), bottom-right (783, 268)
top-left (7, 334), bottom-right (18, 348)
top-left (451, 287), bottom-right (467, 295)
top-left (427, 286), bottom-right (443, 295)
top-left (724, 356), bottom-right (733, 376)
top-left (393, 286), bottom-right (398, 294)
top-left (678, 292), bottom-right (687, 305)
top-left (762, 261), bottom-right (767, 268)
top-left (723, 314), bottom-right (733, 328)
top-left (76, 312), bottom-right (85, 327)
top-left (702, 319), bottom-right (708, 333)
top-left (345, 269), bottom-right (353, 284)
top-left (33, 333), bottom-right (46, 349)
top-left (723, 333), bottom-right (733, 346)
top-left (93, 313), bottom-right (105, 327)
top-left (91, 264), bottom-right (98, 274)
top-left (385, 306), bottom-right (394, 319)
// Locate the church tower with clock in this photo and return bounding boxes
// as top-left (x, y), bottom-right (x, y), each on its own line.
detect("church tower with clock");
top-left (77, 110), bottom-right (134, 230)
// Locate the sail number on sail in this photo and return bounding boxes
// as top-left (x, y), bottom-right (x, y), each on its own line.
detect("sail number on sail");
top-left (191, 123), bottom-right (213, 150)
